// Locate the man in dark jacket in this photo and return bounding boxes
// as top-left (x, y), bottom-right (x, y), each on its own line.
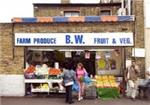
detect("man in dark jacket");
top-left (62, 62), bottom-right (77, 104)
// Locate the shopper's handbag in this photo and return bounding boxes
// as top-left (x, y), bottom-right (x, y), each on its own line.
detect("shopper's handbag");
top-left (72, 81), bottom-right (79, 92)
top-left (84, 73), bottom-right (92, 84)
top-left (65, 81), bottom-right (74, 86)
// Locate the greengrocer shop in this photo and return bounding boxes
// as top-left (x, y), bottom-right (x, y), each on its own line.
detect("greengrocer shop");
top-left (0, 1), bottom-right (145, 97)
top-left (11, 15), bottom-right (134, 97)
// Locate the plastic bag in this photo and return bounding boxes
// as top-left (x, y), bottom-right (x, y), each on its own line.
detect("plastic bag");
top-left (72, 81), bottom-right (79, 92)
top-left (84, 75), bottom-right (92, 84)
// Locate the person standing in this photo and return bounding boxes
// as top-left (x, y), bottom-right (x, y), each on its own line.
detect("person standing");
top-left (62, 62), bottom-right (77, 104)
top-left (76, 63), bottom-right (87, 101)
top-left (146, 66), bottom-right (150, 80)
top-left (138, 66), bottom-right (150, 98)
top-left (125, 60), bottom-right (140, 101)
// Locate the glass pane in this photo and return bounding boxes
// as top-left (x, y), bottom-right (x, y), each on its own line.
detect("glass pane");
top-left (64, 11), bottom-right (79, 17)
top-left (100, 10), bottom-right (111, 15)
top-left (71, 12), bottom-right (79, 16)
top-left (64, 12), bottom-right (72, 17)
top-left (96, 48), bottom-right (122, 75)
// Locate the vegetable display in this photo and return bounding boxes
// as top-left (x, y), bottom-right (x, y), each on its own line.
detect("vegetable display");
top-left (49, 68), bottom-right (61, 75)
top-left (25, 65), bottom-right (35, 73)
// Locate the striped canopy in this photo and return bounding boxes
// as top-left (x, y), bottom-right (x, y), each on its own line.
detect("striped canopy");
top-left (12, 16), bottom-right (134, 23)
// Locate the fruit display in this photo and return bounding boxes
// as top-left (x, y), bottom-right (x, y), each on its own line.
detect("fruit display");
top-left (95, 75), bottom-right (118, 88)
top-left (31, 83), bottom-right (49, 92)
top-left (24, 65), bottom-right (35, 73)
top-left (35, 64), bottom-right (49, 75)
top-left (40, 83), bottom-right (49, 91)
top-left (49, 68), bottom-right (61, 75)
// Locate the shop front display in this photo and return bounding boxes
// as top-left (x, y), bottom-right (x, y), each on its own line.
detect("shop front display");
top-left (16, 32), bottom-right (133, 96)
top-left (24, 62), bottom-right (65, 95)
top-left (95, 75), bottom-right (120, 100)
top-left (24, 49), bottom-right (123, 97)
top-left (96, 48), bottom-right (122, 75)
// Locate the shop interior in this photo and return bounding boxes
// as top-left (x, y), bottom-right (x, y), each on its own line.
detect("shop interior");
top-left (24, 47), bottom-right (124, 96)
top-left (25, 48), bottom-right (123, 76)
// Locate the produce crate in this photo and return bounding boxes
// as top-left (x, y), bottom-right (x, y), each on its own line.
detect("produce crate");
top-left (84, 86), bottom-right (97, 99)
top-left (97, 87), bottom-right (119, 100)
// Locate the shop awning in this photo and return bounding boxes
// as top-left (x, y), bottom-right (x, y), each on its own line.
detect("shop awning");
top-left (12, 16), bottom-right (135, 23)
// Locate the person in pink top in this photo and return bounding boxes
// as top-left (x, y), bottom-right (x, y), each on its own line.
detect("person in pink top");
top-left (76, 63), bottom-right (87, 101)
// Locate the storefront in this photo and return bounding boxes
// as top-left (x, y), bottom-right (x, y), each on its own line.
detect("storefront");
top-left (14, 32), bottom-right (133, 95)
top-left (15, 32), bottom-right (133, 75)
top-left (0, 0), bottom-right (145, 97)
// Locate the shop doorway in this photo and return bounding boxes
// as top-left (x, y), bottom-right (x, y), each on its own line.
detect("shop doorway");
top-left (25, 50), bottom-right (96, 76)
top-left (25, 47), bottom-right (123, 76)
top-left (71, 51), bottom-right (96, 76)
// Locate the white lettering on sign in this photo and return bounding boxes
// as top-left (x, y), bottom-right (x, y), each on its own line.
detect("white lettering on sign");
top-left (15, 33), bottom-right (134, 46)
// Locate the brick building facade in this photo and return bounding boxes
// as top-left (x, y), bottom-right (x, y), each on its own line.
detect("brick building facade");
top-left (0, 0), bottom-right (145, 96)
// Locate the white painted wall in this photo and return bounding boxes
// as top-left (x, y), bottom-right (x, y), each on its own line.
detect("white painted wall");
top-left (144, 0), bottom-right (150, 71)
top-left (144, 0), bottom-right (150, 28)
top-left (0, 75), bottom-right (25, 96)
top-left (33, 0), bottom-right (101, 4)
top-left (33, 0), bottom-right (61, 4)
top-left (70, 0), bottom-right (100, 4)
top-left (145, 29), bottom-right (150, 70)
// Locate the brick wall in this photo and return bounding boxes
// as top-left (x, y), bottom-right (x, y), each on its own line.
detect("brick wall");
top-left (61, 0), bottom-right (70, 4)
top-left (14, 22), bottom-right (134, 33)
top-left (126, 0), bottom-right (145, 77)
top-left (0, 22), bottom-right (133, 74)
top-left (34, 5), bottom-right (120, 17)
top-left (132, 0), bottom-right (144, 48)
top-left (0, 0), bottom-right (145, 75)
top-left (0, 23), bottom-right (24, 74)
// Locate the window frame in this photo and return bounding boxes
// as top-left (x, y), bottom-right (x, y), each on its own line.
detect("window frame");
top-left (100, 9), bottom-right (112, 15)
top-left (63, 11), bottom-right (80, 17)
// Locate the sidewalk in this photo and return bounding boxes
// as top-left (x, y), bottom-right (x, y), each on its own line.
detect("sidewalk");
top-left (1, 96), bottom-right (149, 105)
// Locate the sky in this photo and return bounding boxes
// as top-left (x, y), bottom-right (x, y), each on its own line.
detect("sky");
top-left (0, 0), bottom-right (33, 23)
top-left (0, 0), bottom-right (101, 23)
top-left (0, 0), bottom-right (150, 27)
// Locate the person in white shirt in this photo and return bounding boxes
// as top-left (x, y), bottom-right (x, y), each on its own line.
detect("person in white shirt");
top-left (138, 67), bottom-right (150, 98)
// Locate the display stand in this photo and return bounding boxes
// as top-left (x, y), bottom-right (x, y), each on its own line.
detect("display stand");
top-left (25, 79), bottom-right (65, 95)
top-left (97, 87), bottom-right (119, 100)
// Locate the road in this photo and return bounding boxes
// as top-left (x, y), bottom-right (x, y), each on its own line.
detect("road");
top-left (0, 96), bottom-right (149, 105)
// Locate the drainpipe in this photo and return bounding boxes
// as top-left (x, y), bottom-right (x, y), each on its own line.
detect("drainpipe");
top-left (121, 0), bottom-right (124, 9)
top-left (12, 22), bottom-right (15, 60)
top-left (133, 0), bottom-right (136, 61)
top-left (128, 0), bottom-right (131, 15)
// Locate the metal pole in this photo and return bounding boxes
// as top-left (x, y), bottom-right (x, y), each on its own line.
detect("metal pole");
top-left (128, 0), bottom-right (131, 15)
top-left (123, 47), bottom-right (126, 96)
top-left (12, 23), bottom-right (15, 60)
top-left (121, 0), bottom-right (124, 9)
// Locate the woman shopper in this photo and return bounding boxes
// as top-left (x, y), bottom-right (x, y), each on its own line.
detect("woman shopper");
top-left (76, 63), bottom-right (87, 101)
top-left (62, 61), bottom-right (77, 104)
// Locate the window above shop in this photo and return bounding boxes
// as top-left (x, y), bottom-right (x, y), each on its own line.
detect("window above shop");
top-left (100, 10), bottom-right (111, 15)
top-left (64, 11), bottom-right (80, 17)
